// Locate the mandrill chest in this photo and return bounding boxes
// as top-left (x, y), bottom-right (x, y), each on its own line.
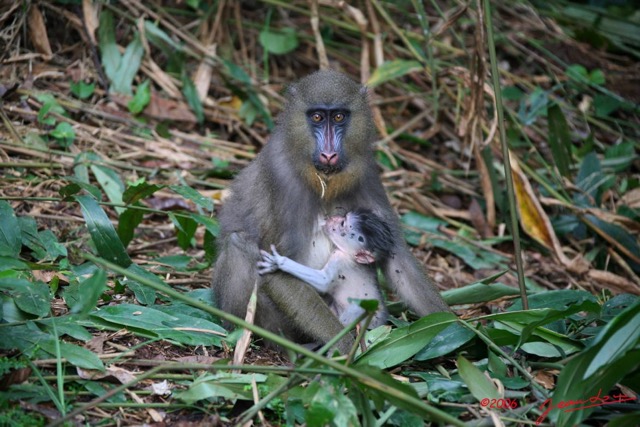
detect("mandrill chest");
top-left (302, 215), bottom-right (333, 269)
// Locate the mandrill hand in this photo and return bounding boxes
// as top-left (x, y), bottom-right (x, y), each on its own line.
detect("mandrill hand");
top-left (257, 245), bottom-right (286, 275)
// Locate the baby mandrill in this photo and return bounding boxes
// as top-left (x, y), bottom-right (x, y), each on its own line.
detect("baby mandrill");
top-left (257, 209), bottom-right (392, 328)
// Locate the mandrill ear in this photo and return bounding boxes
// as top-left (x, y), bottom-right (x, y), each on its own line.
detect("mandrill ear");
top-left (359, 86), bottom-right (368, 96)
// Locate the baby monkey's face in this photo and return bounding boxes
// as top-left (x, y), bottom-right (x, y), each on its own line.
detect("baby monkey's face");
top-left (324, 213), bottom-right (367, 255)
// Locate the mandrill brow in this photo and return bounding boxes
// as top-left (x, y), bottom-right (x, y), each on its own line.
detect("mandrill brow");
top-left (211, 69), bottom-right (449, 353)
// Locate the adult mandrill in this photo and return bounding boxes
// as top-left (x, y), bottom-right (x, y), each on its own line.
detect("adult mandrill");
top-left (212, 70), bottom-right (449, 353)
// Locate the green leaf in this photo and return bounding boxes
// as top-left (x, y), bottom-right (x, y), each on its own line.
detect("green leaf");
top-left (175, 372), bottom-right (262, 403)
top-left (604, 140), bottom-right (635, 172)
top-left (98, 10), bottom-right (120, 83)
top-left (122, 181), bottom-right (163, 205)
top-left (50, 122), bottom-right (76, 147)
top-left (0, 278), bottom-right (50, 318)
top-left (442, 282), bottom-right (518, 305)
top-left (123, 264), bottom-right (159, 305)
top-left (128, 79), bottom-right (151, 114)
top-left (594, 93), bottom-right (623, 118)
top-left (70, 81), bottom-right (95, 99)
top-left (76, 195), bottom-right (131, 268)
top-left (90, 303), bottom-right (225, 346)
top-left (64, 269), bottom-right (107, 317)
top-left (547, 104), bottom-right (572, 177)
top-left (0, 201), bottom-right (21, 257)
top-left (90, 164), bottom-right (125, 214)
top-left (117, 207), bottom-right (144, 247)
top-left (143, 20), bottom-right (184, 55)
top-left (190, 213), bottom-right (220, 237)
top-left (549, 300), bottom-right (640, 426)
top-left (109, 33), bottom-right (144, 95)
top-left (368, 60), bottom-right (423, 87)
top-left (415, 323), bottom-right (475, 361)
top-left (181, 70), bottom-right (204, 123)
top-left (169, 185), bottom-right (214, 212)
top-left (61, 177), bottom-right (102, 200)
top-left (169, 213), bottom-right (198, 250)
top-left (355, 312), bottom-right (456, 368)
top-left (35, 93), bottom-right (66, 126)
top-left (457, 354), bottom-right (501, 401)
top-left (259, 27), bottom-right (299, 55)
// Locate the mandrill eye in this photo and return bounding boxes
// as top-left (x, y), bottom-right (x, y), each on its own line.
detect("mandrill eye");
top-left (333, 112), bottom-right (345, 122)
top-left (310, 112), bottom-right (324, 123)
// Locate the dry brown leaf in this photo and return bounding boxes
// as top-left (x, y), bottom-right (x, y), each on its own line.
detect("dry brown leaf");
top-left (618, 187), bottom-right (640, 210)
top-left (82, 0), bottom-right (99, 45)
top-left (28, 6), bottom-right (53, 61)
top-left (533, 369), bottom-right (557, 390)
top-left (193, 46), bottom-right (215, 101)
top-left (111, 93), bottom-right (197, 123)
top-left (588, 269), bottom-right (640, 295)
top-left (76, 365), bottom-right (137, 383)
top-left (174, 355), bottom-right (220, 364)
top-left (509, 151), bottom-right (571, 265)
top-left (232, 281), bottom-right (258, 370)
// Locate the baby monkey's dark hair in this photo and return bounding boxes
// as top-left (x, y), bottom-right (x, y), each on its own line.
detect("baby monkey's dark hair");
top-left (351, 208), bottom-right (394, 259)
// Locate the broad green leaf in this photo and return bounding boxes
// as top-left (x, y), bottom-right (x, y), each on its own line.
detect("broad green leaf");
top-left (518, 87), bottom-right (548, 126)
top-left (368, 60), bottom-right (423, 87)
top-left (457, 354), bottom-right (501, 401)
top-left (259, 27), bottom-right (299, 55)
top-left (550, 300), bottom-right (640, 426)
top-left (169, 185), bottom-right (214, 212)
top-left (584, 300), bottom-right (640, 378)
top-left (64, 269), bottom-right (107, 317)
top-left (496, 321), bottom-right (582, 355)
top-left (169, 213), bottom-right (198, 250)
top-left (90, 302), bottom-right (224, 346)
top-left (98, 10), bottom-right (120, 82)
top-left (181, 70), bottom-right (204, 123)
top-left (508, 289), bottom-right (598, 311)
top-left (112, 33), bottom-right (144, 95)
top-left (128, 79), bottom-right (151, 114)
top-left (175, 372), bottom-right (263, 403)
top-left (62, 177), bottom-right (102, 200)
top-left (90, 164), bottom-right (125, 214)
top-left (123, 264), bottom-right (163, 305)
top-left (0, 257), bottom-right (28, 271)
top-left (356, 312), bottom-right (456, 368)
top-left (594, 93), bottom-right (623, 118)
top-left (0, 201), bottom-right (21, 257)
top-left (76, 195), bottom-right (131, 268)
top-left (604, 140), bottom-right (635, 172)
top-left (442, 282), bottom-right (518, 305)
top-left (122, 181), bottom-right (163, 205)
top-left (153, 255), bottom-right (193, 271)
top-left (117, 207), bottom-right (144, 247)
top-left (401, 212), bottom-right (447, 234)
top-left (575, 152), bottom-right (604, 206)
top-left (520, 342), bottom-right (563, 357)
top-left (143, 20), bottom-right (183, 54)
top-left (0, 278), bottom-right (50, 317)
top-left (415, 323), bottom-right (475, 360)
top-left (547, 104), bottom-right (572, 177)
top-left (49, 122), bottom-right (76, 147)
top-left (70, 80), bottom-right (95, 99)
top-left (585, 214), bottom-right (640, 261)
top-left (2, 323), bottom-right (104, 370)
top-left (303, 379), bottom-right (359, 427)
top-left (37, 229), bottom-right (67, 260)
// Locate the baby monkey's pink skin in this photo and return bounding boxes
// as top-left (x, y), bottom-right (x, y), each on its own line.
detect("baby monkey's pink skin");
top-left (258, 211), bottom-right (389, 328)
